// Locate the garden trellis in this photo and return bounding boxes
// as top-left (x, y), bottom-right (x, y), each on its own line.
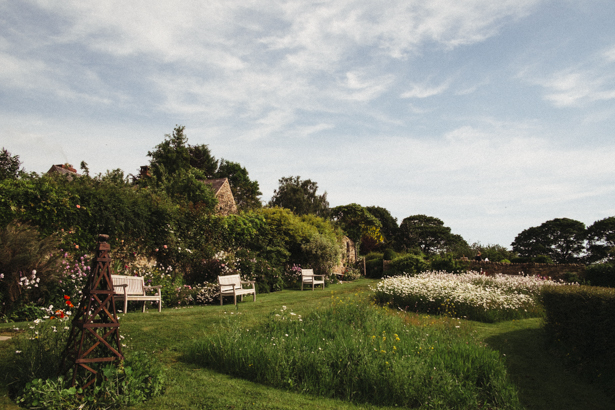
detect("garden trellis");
top-left (60, 234), bottom-right (124, 388)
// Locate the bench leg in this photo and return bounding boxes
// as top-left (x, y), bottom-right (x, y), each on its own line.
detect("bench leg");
top-left (124, 298), bottom-right (128, 314)
top-left (158, 298), bottom-right (162, 312)
top-left (142, 301), bottom-right (146, 313)
top-left (220, 293), bottom-right (223, 306)
top-left (234, 293), bottom-right (237, 305)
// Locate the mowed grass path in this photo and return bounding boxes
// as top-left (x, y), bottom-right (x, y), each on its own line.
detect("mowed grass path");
top-left (1, 278), bottom-right (613, 409)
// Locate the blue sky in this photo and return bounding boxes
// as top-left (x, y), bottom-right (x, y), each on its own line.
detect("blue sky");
top-left (2, 0), bottom-right (614, 248)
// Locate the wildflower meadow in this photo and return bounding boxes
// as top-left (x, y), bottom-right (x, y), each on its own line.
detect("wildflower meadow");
top-left (373, 271), bottom-right (572, 322)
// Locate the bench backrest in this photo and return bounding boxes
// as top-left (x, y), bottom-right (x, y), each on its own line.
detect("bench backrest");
top-left (218, 274), bottom-right (241, 292)
top-left (301, 269), bottom-right (314, 277)
top-left (111, 275), bottom-right (145, 296)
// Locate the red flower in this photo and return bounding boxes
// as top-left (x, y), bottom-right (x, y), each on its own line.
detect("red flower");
top-left (64, 295), bottom-right (70, 300)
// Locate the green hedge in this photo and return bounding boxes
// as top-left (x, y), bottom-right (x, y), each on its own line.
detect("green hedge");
top-left (585, 263), bottom-right (615, 288)
top-left (542, 285), bottom-right (615, 396)
top-left (386, 254), bottom-right (429, 276)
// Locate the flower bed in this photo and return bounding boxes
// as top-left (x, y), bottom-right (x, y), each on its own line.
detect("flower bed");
top-left (373, 271), bottom-right (571, 322)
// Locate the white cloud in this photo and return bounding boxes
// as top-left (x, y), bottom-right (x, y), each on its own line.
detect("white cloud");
top-left (523, 44), bottom-right (615, 107)
top-left (400, 79), bottom-right (452, 98)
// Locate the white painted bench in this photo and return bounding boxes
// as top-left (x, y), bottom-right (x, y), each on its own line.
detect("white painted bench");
top-left (218, 274), bottom-right (256, 305)
top-left (111, 275), bottom-right (162, 313)
top-left (301, 269), bottom-right (325, 291)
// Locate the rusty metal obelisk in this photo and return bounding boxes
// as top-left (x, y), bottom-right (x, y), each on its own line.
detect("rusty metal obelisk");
top-left (61, 234), bottom-right (123, 388)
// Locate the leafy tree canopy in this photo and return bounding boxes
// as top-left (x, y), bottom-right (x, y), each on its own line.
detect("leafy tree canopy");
top-left (398, 214), bottom-right (466, 255)
top-left (586, 216), bottom-right (615, 263)
top-left (268, 176), bottom-right (329, 217)
top-left (330, 203), bottom-right (382, 246)
top-left (511, 218), bottom-right (586, 263)
top-left (0, 148), bottom-right (23, 181)
top-left (147, 125), bottom-right (192, 179)
top-left (365, 206), bottom-right (399, 244)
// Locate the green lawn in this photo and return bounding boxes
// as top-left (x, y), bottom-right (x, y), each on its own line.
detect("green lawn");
top-left (1, 279), bottom-right (613, 409)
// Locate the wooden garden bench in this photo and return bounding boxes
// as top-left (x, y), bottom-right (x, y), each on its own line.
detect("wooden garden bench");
top-left (218, 274), bottom-right (256, 305)
top-left (301, 269), bottom-right (325, 291)
top-left (111, 275), bottom-right (162, 313)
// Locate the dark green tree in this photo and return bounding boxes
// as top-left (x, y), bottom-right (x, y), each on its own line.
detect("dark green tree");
top-left (365, 206), bottom-right (399, 245)
top-left (0, 148), bottom-right (22, 181)
top-left (511, 218), bottom-right (586, 263)
top-left (586, 216), bottom-right (615, 263)
top-left (398, 215), bottom-right (466, 255)
top-left (268, 176), bottom-right (329, 217)
top-left (215, 159), bottom-right (262, 211)
top-left (188, 143), bottom-right (218, 178)
top-left (330, 203), bottom-right (382, 246)
top-left (147, 125), bottom-right (191, 179)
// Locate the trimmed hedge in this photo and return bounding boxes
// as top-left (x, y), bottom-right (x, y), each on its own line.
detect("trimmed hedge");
top-left (585, 263), bottom-right (615, 288)
top-left (542, 285), bottom-right (615, 396)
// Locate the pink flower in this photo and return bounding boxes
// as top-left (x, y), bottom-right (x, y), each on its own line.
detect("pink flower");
top-left (155, 248), bottom-right (159, 252)
top-left (76, 204), bottom-right (81, 209)
top-left (75, 245), bottom-right (79, 249)
top-left (163, 245), bottom-right (168, 249)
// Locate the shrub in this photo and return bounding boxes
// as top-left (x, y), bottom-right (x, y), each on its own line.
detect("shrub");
top-left (429, 254), bottom-right (469, 273)
top-left (0, 222), bottom-right (62, 319)
top-left (365, 257), bottom-right (383, 279)
top-left (386, 254), bottom-right (429, 276)
top-left (382, 248), bottom-right (397, 260)
top-left (584, 263), bottom-right (615, 288)
top-left (542, 285), bottom-right (615, 397)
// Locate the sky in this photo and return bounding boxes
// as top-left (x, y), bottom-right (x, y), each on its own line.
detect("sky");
top-left (1, 0), bottom-right (615, 249)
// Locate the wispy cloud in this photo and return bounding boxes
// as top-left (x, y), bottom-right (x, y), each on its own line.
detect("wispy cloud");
top-left (522, 44), bottom-right (615, 107)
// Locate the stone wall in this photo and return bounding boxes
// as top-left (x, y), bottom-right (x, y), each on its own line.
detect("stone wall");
top-left (468, 261), bottom-right (586, 280)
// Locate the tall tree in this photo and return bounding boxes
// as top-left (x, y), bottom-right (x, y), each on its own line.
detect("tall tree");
top-left (586, 216), bottom-right (615, 263)
top-left (188, 143), bottom-right (218, 178)
top-left (0, 148), bottom-right (22, 181)
top-left (398, 215), bottom-right (465, 255)
top-left (511, 218), bottom-right (586, 263)
top-left (268, 176), bottom-right (329, 217)
top-left (330, 203), bottom-right (382, 246)
top-left (365, 206), bottom-right (399, 245)
top-left (215, 159), bottom-right (262, 211)
top-left (147, 125), bottom-right (191, 179)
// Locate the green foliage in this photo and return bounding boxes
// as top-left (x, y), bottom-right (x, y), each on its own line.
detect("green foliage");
top-left (186, 301), bottom-right (522, 409)
top-left (188, 143), bottom-right (218, 178)
top-left (0, 148), bottom-right (23, 181)
top-left (301, 232), bottom-right (341, 276)
top-left (386, 254), bottom-right (429, 276)
top-left (365, 258), bottom-right (384, 279)
top-left (382, 248), bottom-right (397, 260)
top-left (0, 222), bottom-right (62, 318)
top-left (330, 203), bottom-right (382, 246)
top-left (542, 285), bottom-right (615, 397)
top-left (584, 263), bottom-right (615, 288)
top-left (365, 206), bottom-right (399, 247)
top-left (268, 176), bottom-right (329, 217)
top-left (398, 215), bottom-right (467, 255)
top-left (511, 218), bottom-right (586, 263)
top-left (586, 216), bottom-right (615, 263)
top-left (147, 125), bottom-right (192, 179)
top-left (429, 254), bottom-right (469, 272)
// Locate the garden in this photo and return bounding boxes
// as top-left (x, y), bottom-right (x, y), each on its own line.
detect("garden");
top-left (1, 272), bottom-right (614, 409)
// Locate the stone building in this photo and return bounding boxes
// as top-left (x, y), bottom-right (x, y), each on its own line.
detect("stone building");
top-left (47, 164), bottom-right (81, 180)
top-left (203, 178), bottom-right (238, 216)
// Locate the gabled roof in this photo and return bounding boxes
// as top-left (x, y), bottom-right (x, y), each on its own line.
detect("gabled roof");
top-left (47, 164), bottom-right (81, 179)
top-left (202, 178), bottom-right (228, 194)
